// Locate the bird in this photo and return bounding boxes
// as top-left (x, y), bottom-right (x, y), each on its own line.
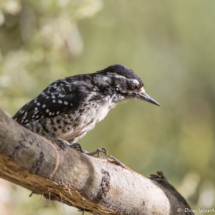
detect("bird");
top-left (13, 64), bottom-right (160, 152)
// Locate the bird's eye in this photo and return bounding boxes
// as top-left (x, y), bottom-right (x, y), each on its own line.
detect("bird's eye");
top-left (133, 85), bottom-right (138, 90)
top-left (116, 87), bottom-right (119, 92)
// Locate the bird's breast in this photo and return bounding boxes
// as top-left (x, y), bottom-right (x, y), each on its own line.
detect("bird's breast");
top-left (57, 98), bottom-right (117, 142)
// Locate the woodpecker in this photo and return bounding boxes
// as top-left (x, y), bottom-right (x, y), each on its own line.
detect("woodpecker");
top-left (13, 64), bottom-right (160, 149)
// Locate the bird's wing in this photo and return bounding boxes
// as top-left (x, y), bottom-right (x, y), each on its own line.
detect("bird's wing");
top-left (13, 77), bottom-right (91, 126)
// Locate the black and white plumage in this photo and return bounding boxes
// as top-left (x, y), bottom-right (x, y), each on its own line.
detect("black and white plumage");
top-left (13, 64), bottom-right (160, 144)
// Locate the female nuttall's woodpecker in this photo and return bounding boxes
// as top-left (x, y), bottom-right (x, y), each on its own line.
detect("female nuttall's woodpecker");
top-left (13, 64), bottom-right (160, 154)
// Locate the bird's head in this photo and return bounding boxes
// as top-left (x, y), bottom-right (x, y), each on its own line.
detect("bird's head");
top-left (94, 64), bottom-right (160, 106)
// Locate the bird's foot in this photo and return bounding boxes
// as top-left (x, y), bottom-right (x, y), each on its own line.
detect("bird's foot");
top-left (69, 143), bottom-right (84, 153)
top-left (58, 139), bottom-right (127, 169)
top-left (85, 147), bottom-right (128, 169)
top-left (58, 139), bottom-right (84, 153)
top-left (84, 147), bottom-right (107, 157)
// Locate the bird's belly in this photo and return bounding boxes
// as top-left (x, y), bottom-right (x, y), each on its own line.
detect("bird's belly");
top-left (60, 103), bottom-right (114, 142)
top-left (28, 101), bottom-right (116, 143)
top-left (60, 113), bottom-right (97, 142)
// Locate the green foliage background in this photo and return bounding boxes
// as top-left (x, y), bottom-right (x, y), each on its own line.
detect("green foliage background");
top-left (0, 0), bottom-right (215, 214)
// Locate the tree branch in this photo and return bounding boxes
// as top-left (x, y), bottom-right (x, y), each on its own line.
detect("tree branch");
top-left (0, 109), bottom-right (194, 215)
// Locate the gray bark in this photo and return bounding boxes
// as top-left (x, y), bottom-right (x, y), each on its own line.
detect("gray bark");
top-left (0, 109), bottom-right (194, 215)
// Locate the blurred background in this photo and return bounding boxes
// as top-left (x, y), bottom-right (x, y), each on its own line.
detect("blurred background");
top-left (0, 0), bottom-right (215, 214)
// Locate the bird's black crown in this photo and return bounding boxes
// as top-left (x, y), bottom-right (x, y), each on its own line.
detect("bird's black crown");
top-left (97, 64), bottom-right (144, 88)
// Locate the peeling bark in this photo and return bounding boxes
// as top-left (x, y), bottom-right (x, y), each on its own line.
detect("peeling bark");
top-left (0, 109), bottom-right (194, 215)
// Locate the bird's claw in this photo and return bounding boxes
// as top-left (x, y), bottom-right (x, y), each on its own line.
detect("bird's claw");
top-left (59, 139), bottom-right (127, 169)
top-left (84, 147), bottom-right (107, 157)
top-left (86, 147), bottom-right (127, 168)
top-left (58, 139), bottom-right (84, 153)
top-left (69, 143), bottom-right (84, 153)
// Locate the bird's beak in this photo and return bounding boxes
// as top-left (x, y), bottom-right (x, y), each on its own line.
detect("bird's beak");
top-left (137, 92), bottom-right (160, 106)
